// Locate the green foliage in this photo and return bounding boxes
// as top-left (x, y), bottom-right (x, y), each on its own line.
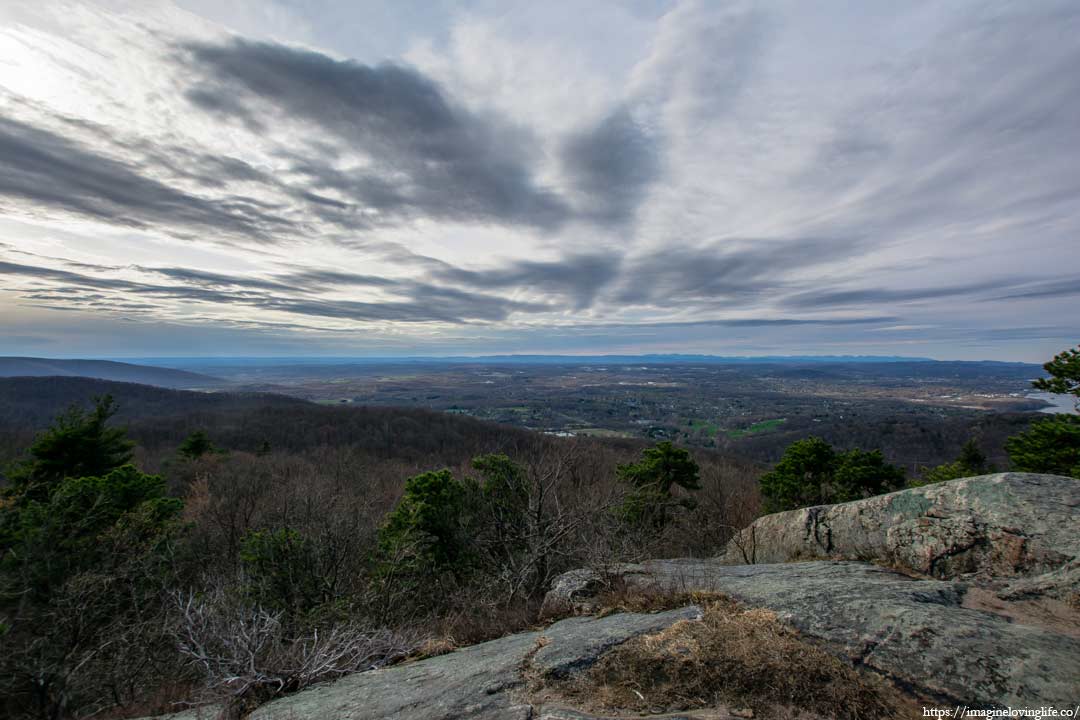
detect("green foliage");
top-left (0, 399), bottom-right (184, 718)
top-left (916, 439), bottom-right (991, 485)
top-left (378, 469), bottom-right (476, 577)
top-left (240, 528), bottom-right (321, 616)
top-left (0, 464), bottom-right (182, 718)
top-left (1003, 346), bottom-right (1080, 479)
top-left (616, 441), bottom-right (701, 525)
top-left (758, 437), bottom-right (835, 513)
top-left (1032, 345), bottom-right (1080, 411)
top-left (178, 429), bottom-right (218, 460)
top-left (1005, 415), bottom-right (1080, 479)
top-left (471, 453), bottom-right (529, 551)
top-left (759, 437), bottom-right (905, 513)
top-left (6, 395), bottom-right (133, 501)
top-left (831, 449), bottom-right (906, 500)
top-left (2, 465), bottom-right (181, 600)
top-left (474, 453), bottom-right (528, 509)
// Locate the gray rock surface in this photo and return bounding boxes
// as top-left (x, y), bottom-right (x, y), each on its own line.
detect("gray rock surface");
top-left (717, 473), bottom-right (1079, 600)
top-left (248, 607), bottom-right (701, 720)
top-left (541, 560), bottom-right (1080, 707)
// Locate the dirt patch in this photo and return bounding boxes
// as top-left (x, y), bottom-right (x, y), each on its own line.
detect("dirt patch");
top-left (961, 587), bottom-right (1080, 639)
top-left (532, 600), bottom-right (910, 720)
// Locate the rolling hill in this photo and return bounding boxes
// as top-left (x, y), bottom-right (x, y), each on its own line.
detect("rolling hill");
top-left (0, 356), bottom-right (227, 389)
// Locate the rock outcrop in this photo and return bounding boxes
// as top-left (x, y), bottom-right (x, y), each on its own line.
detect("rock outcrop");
top-left (540, 559), bottom-right (1080, 707)
top-left (717, 472), bottom-right (1079, 601)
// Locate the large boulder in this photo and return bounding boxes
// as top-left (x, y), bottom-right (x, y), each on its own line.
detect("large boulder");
top-left (717, 472), bottom-right (1080, 600)
top-left (540, 560), bottom-right (1080, 707)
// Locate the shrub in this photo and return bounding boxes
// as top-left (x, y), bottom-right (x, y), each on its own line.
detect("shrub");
top-left (240, 528), bottom-right (322, 618)
top-left (172, 586), bottom-right (417, 715)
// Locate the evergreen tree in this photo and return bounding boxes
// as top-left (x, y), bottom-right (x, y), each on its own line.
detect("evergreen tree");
top-left (917, 439), bottom-right (992, 485)
top-left (760, 437), bottom-right (904, 512)
top-left (1032, 345), bottom-right (1080, 411)
top-left (178, 429), bottom-right (217, 460)
top-left (616, 441), bottom-right (701, 526)
top-left (6, 395), bottom-right (133, 501)
top-left (1006, 415), bottom-right (1080, 479)
top-left (378, 469), bottom-right (475, 576)
top-left (1006, 345), bottom-right (1080, 479)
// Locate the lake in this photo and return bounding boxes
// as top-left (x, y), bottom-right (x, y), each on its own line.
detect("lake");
top-left (1027, 391), bottom-right (1078, 414)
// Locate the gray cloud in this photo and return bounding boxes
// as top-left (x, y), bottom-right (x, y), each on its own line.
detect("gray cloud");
top-left (992, 277), bottom-right (1080, 301)
top-left (183, 38), bottom-right (570, 229)
top-left (432, 254), bottom-right (621, 310)
top-left (0, 258), bottom-right (547, 325)
top-left (277, 269), bottom-right (401, 289)
top-left (782, 280), bottom-right (1015, 310)
top-left (0, 115), bottom-right (291, 240)
top-left (561, 108), bottom-right (660, 225)
top-left (611, 237), bottom-right (855, 306)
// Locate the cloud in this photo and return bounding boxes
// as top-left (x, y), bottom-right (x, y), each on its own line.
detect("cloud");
top-left (1, 1), bottom-right (1078, 361)
top-left (0, 255), bottom-right (557, 326)
top-left (432, 253), bottom-right (622, 310)
top-left (992, 278), bottom-right (1080, 301)
top-left (780, 281), bottom-right (1006, 311)
top-left (182, 38), bottom-right (570, 229)
top-left (610, 237), bottom-right (855, 307)
top-left (560, 107), bottom-right (660, 225)
top-left (0, 115), bottom-right (290, 240)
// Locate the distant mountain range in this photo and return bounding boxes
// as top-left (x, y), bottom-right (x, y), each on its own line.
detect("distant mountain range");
top-left (121, 353), bottom-right (950, 368)
top-left (0, 357), bottom-right (227, 389)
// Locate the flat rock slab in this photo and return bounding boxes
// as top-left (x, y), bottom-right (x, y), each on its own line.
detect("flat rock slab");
top-left (249, 607), bottom-right (701, 720)
top-left (542, 559), bottom-right (1080, 707)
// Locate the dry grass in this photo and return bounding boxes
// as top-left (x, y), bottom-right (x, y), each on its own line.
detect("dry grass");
top-left (543, 599), bottom-right (906, 720)
top-left (410, 636), bottom-right (458, 659)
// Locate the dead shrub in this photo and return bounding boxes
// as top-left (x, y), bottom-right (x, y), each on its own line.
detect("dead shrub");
top-left (544, 600), bottom-right (905, 720)
top-left (171, 588), bottom-right (419, 717)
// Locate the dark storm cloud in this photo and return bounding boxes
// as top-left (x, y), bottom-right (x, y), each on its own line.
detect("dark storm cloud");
top-left (433, 254), bottom-right (621, 310)
top-left (0, 259), bottom-right (546, 325)
top-left (0, 115), bottom-right (291, 240)
top-left (182, 38), bottom-right (569, 229)
top-left (560, 108), bottom-right (660, 225)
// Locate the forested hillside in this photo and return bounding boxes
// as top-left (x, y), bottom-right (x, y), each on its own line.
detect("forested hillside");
top-left (0, 377), bottom-right (761, 719)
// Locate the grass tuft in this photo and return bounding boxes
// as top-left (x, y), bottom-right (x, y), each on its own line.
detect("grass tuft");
top-left (542, 598), bottom-right (907, 720)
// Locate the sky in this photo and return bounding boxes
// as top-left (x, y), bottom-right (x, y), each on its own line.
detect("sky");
top-left (0, 0), bottom-right (1077, 361)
